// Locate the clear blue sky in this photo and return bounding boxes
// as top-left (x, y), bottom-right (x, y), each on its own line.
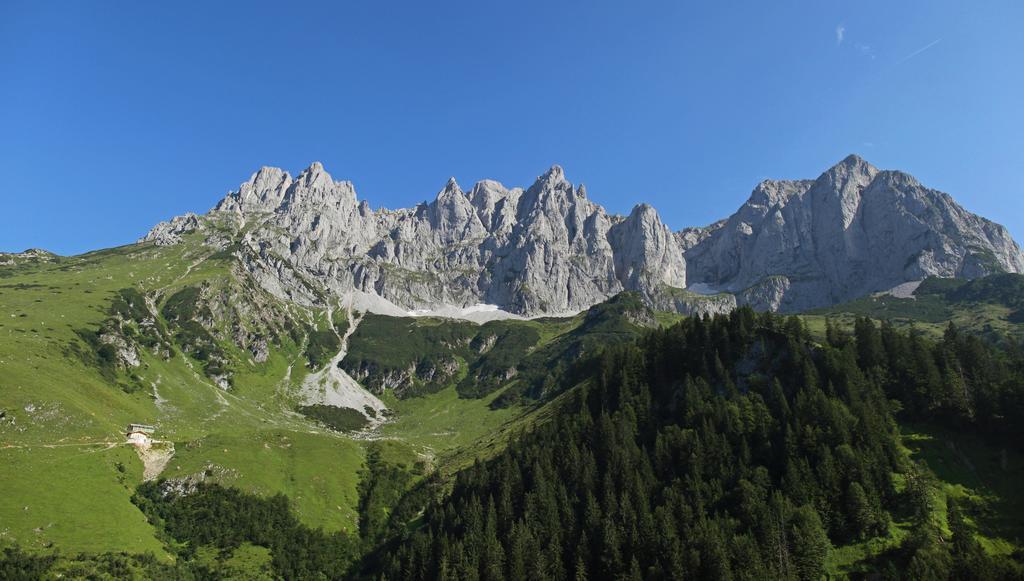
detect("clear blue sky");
top-left (2, 1), bottom-right (1022, 255)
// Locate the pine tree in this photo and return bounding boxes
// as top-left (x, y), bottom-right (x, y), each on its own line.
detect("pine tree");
top-left (845, 482), bottom-right (873, 539)
top-left (481, 497), bottom-right (505, 581)
top-left (788, 506), bottom-right (829, 581)
top-left (573, 554), bottom-right (588, 581)
top-left (626, 556), bottom-right (643, 581)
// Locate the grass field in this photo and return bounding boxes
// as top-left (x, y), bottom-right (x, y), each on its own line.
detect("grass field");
top-left (160, 429), bottom-right (366, 533)
top-left (0, 444), bottom-right (168, 556)
top-left (378, 384), bottom-right (522, 457)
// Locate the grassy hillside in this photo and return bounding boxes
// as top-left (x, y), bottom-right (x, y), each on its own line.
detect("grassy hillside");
top-left (0, 240), bottom-right (379, 551)
top-left (0, 445), bottom-right (167, 556)
top-left (0, 238), bottom-right (657, 557)
top-left (345, 291), bottom-right (659, 409)
top-left (803, 274), bottom-right (1024, 342)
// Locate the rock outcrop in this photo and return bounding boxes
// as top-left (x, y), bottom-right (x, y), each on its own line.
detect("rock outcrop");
top-left (142, 213), bottom-right (202, 247)
top-left (0, 248), bottom-right (59, 266)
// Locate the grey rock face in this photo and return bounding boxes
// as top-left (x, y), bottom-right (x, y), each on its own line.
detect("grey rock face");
top-left (147, 163), bottom-right (689, 316)
top-left (736, 276), bottom-right (792, 312)
top-left (98, 331), bottom-right (140, 369)
top-left (608, 204), bottom-right (687, 291)
top-left (142, 155), bottom-right (1024, 315)
top-left (142, 213), bottom-right (202, 247)
top-left (646, 287), bottom-right (737, 317)
top-left (684, 155), bottom-right (1024, 311)
top-left (142, 212), bottom-right (201, 246)
top-left (249, 337), bottom-right (269, 364)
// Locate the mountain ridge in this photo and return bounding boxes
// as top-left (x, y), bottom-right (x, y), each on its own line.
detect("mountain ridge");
top-left (136, 154), bottom-right (1023, 318)
top-left (685, 154), bottom-right (1024, 311)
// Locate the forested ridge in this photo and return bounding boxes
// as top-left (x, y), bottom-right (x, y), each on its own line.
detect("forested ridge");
top-left (375, 309), bottom-right (1024, 580)
top-left (838, 317), bottom-right (1024, 442)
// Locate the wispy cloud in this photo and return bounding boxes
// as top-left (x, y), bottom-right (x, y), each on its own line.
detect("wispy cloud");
top-left (835, 24), bottom-right (874, 59)
top-left (855, 42), bottom-right (876, 60)
top-left (895, 38), bottom-right (942, 65)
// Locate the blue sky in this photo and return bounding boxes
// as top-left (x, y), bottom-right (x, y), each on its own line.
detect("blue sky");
top-left (2, 1), bottom-right (1022, 254)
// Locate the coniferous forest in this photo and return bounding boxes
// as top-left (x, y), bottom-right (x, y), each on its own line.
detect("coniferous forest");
top-left (374, 309), bottom-right (1024, 580)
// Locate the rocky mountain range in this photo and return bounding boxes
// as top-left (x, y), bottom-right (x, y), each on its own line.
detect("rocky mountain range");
top-left (144, 155), bottom-right (1024, 317)
top-left (683, 155), bottom-right (1024, 311)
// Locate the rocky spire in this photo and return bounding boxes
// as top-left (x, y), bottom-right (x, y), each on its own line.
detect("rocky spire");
top-left (214, 166), bottom-right (292, 213)
top-left (428, 176), bottom-right (484, 240)
top-left (609, 203), bottom-right (687, 289)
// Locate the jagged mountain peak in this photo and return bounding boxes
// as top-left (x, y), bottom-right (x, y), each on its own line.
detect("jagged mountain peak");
top-left (466, 179), bottom-right (513, 209)
top-left (526, 164), bottom-right (584, 198)
top-left (835, 153), bottom-right (874, 170)
top-left (201, 161), bottom-right (691, 315)
top-left (746, 179), bottom-right (814, 209)
top-left (629, 202), bottom-right (656, 216)
top-left (539, 163), bottom-right (566, 183)
top-left (619, 203), bottom-right (666, 230)
top-left (302, 160), bottom-right (326, 173)
top-left (426, 177), bottom-right (479, 238)
top-left (251, 165), bottom-right (292, 183)
top-left (471, 178), bottom-right (508, 192)
top-left (814, 153), bottom-right (879, 199)
top-left (514, 164), bottom-right (583, 221)
top-left (608, 202), bottom-right (687, 290)
top-left (685, 155), bottom-right (1024, 311)
top-left (437, 176), bottom-right (464, 198)
top-left (743, 155), bottom-right (877, 209)
top-left (295, 161), bottom-right (336, 190)
top-left (145, 156), bottom-right (1024, 317)
top-left (873, 168), bottom-right (923, 189)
